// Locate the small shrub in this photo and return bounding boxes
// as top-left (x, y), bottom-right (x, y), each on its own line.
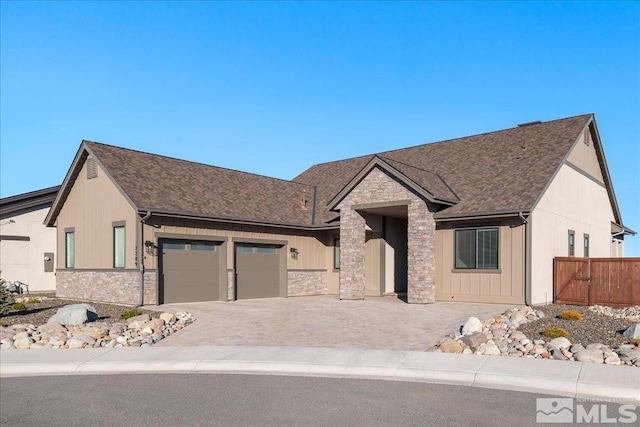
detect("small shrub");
top-left (119, 308), bottom-right (143, 320)
top-left (11, 302), bottom-right (27, 311)
top-left (25, 297), bottom-right (41, 304)
top-left (0, 287), bottom-right (15, 315)
top-left (558, 310), bottom-right (582, 321)
top-left (543, 327), bottom-right (569, 339)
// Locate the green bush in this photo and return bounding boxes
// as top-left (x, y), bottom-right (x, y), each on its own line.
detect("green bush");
top-left (558, 310), bottom-right (582, 321)
top-left (25, 297), bottom-right (41, 304)
top-left (11, 302), bottom-right (27, 311)
top-left (543, 327), bottom-right (569, 339)
top-left (0, 286), bottom-right (15, 315)
top-left (119, 308), bottom-right (143, 320)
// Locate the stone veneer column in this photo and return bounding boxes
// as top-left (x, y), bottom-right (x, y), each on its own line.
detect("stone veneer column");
top-left (407, 200), bottom-right (436, 303)
top-left (339, 207), bottom-right (366, 299)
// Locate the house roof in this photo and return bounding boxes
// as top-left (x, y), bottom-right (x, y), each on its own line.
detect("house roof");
top-left (295, 114), bottom-right (603, 220)
top-left (85, 141), bottom-right (319, 227)
top-left (0, 186), bottom-right (60, 218)
top-left (46, 113), bottom-right (628, 230)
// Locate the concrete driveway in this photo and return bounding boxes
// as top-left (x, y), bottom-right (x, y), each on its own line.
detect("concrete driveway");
top-left (151, 296), bottom-right (516, 351)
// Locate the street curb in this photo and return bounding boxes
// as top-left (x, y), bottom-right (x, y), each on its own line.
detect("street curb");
top-left (1, 346), bottom-right (639, 403)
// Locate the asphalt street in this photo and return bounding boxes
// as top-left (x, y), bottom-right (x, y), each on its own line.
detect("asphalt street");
top-left (0, 373), bottom-right (549, 427)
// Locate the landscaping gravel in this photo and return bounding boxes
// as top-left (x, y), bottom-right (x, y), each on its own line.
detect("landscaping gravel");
top-left (0, 297), bottom-right (160, 327)
top-left (517, 304), bottom-right (632, 348)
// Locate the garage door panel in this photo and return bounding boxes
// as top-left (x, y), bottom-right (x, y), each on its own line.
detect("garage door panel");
top-left (235, 246), bottom-right (282, 300)
top-left (160, 240), bottom-right (221, 304)
top-left (163, 271), bottom-right (218, 303)
top-left (165, 252), bottom-right (219, 271)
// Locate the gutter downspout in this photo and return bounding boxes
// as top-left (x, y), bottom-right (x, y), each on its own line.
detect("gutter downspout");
top-left (138, 211), bottom-right (152, 307)
top-left (518, 212), bottom-right (532, 306)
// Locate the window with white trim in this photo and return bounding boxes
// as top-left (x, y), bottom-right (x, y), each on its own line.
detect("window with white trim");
top-left (455, 228), bottom-right (498, 269)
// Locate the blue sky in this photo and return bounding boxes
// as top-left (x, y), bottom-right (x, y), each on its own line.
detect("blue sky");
top-left (1, 1), bottom-right (638, 255)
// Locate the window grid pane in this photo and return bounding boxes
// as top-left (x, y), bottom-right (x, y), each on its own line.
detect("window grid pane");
top-left (256, 246), bottom-right (277, 254)
top-left (455, 230), bottom-right (476, 269)
top-left (584, 235), bottom-right (589, 258)
top-left (114, 226), bottom-right (125, 268)
top-left (568, 231), bottom-right (575, 256)
top-left (477, 229), bottom-right (498, 269)
top-left (191, 242), bottom-right (217, 251)
top-left (236, 245), bottom-right (254, 253)
top-left (163, 242), bottom-right (186, 250)
top-left (65, 232), bottom-right (75, 268)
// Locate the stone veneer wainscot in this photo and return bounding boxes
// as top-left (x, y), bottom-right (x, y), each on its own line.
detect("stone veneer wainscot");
top-left (56, 269), bottom-right (157, 305)
top-left (287, 270), bottom-right (327, 296)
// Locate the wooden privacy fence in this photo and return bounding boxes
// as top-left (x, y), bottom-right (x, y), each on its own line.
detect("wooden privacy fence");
top-left (554, 257), bottom-right (640, 307)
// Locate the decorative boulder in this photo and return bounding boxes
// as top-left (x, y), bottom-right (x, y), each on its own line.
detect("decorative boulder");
top-left (622, 323), bottom-right (640, 340)
top-left (574, 348), bottom-right (604, 364)
top-left (439, 339), bottom-right (463, 353)
top-left (460, 332), bottom-right (488, 351)
top-left (48, 304), bottom-right (98, 326)
top-left (549, 337), bottom-right (571, 349)
top-left (461, 317), bottom-right (483, 335)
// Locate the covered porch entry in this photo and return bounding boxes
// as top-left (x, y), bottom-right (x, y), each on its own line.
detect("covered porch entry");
top-left (327, 158), bottom-right (457, 304)
top-left (357, 205), bottom-right (408, 298)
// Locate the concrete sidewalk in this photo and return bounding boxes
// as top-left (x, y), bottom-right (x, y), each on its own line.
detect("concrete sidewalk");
top-left (2, 346), bottom-right (638, 403)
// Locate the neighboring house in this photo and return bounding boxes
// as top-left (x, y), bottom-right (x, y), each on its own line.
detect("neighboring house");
top-left (1, 186), bottom-right (60, 292)
top-left (44, 114), bottom-right (634, 306)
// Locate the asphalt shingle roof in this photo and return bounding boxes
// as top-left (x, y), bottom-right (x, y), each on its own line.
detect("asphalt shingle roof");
top-left (85, 142), bottom-right (317, 226)
top-left (76, 114), bottom-right (592, 227)
top-left (294, 114), bottom-right (593, 220)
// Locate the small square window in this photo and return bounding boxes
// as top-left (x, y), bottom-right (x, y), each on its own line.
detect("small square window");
top-left (454, 228), bottom-right (498, 269)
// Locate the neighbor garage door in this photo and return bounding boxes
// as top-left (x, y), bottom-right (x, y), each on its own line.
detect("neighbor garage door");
top-left (235, 244), bottom-right (283, 299)
top-left (159, 239), bottom-right (222, 304)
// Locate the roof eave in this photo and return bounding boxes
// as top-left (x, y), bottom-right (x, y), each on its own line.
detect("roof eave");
top-left (434, 210), bottom-right (531, 222)
top-left (44, 143), bottom-right (90, 227)
top-left (137, 208), bottom-right (340, 231)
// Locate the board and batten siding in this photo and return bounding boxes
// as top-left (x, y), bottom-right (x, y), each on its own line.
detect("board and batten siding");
top-left (565, 129), bottom-right (605, 184)
top-left (435, 220), bottom-right (525, 304)
top-left (55, 158), bottom-right (138, 269)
